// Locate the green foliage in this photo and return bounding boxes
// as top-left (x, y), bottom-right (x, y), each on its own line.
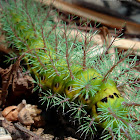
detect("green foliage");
top-left (0, 0), bottom-right (140, 139)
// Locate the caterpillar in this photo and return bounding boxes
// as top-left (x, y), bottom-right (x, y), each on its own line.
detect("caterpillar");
top-left (0, 0), bottom-right (139, 139)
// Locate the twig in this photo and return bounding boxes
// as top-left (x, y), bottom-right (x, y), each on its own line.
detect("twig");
top-left (102, 52), bottom-right (131, 82)
top-left (108, 108), bottom-right (129, 126)
top-left (103, 26), bottom-right (124, 55)
top-left (64, 24), bottom-right (74, 80)
top-left (108, 127), bottom-right (116, 140)
top-left (13, 122), bottom-right (45, 140)
top-left (24, 1), bottom-right (37, 37)
top-left (83, 21), bottom-right (90, 70)
top-left (122, 102), bottom-right (140, 107)
top-left (115, 61), bottom-right (140, 80)
top-left (120, 128), bottom-right (132, 140)
top-left (0, 118), bottom-right (29, 140)
top-left (88, 117), bottom-right (95, 128)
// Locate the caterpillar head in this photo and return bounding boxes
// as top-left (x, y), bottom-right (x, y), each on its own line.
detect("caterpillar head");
top-left (91, 80), bottom-right (128, 128)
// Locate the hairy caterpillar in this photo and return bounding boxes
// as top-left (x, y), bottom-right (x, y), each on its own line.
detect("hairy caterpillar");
top-left (0, 0), bottom-right (139, 139)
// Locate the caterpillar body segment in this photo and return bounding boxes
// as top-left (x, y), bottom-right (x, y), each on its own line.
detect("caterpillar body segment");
top-left (64, 68), bottom-right (103, 105)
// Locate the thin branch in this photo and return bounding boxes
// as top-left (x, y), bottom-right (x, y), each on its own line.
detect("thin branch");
top-left (60, 98), bottom-right (69, 104)
top-left (88, 117), bottom-right (95, 128)
top-left (83, 44), bottom-right (86, 70)
top-left (42, 0), bottom-right (55, 25)
top-left (54, 28), bottom-right (58, 55)
top-left (24, 1), bottom-right (37, 37)
top-left (108, 108), bottom-right (140, 138)
top-left (115, 61), bottom-right (140, 80)
top-left (40, 24), bottom-right (60, 75)
top-left (47, 94), bottom-right (56, 99)
top-left (122, 102), bottom-right (140, 107)
top-left (83, 21), bottom-right (89, 70)
top-left (108, 108), bottom-right (129, 126)
top-left (14, 122), bottom-right (45, 140)
top-left (46, 23), bottom-right (57, 38)
top-left (71, 26), bottom-right (79, 52)
top-left (18, 48), bottom-right (48, 71)
top-left (120, 128), bottom-right (132, 140)
top-left (64, 24), bottom-right (74, 80)
top-left (117, 79), bottom-right (140, 88)
top-left (104, 25), bottom-right (125, 55)
top-left (34, 51), bottom-right (48, 71)
top-left (40, 26), bottom-right (47, 49)
top-left (102, 53), bottom-right (131, 82)
top-left (108, 127), bottom-right (116, 140)
top-left (48, 49), bottom-right (60, 76)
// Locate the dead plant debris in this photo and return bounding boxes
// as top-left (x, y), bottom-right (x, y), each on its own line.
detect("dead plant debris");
top-left (0, 61), bottom-right (34, 107)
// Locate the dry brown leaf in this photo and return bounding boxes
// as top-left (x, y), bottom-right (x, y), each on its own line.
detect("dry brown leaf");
top-left (0, 61), bottom-right (34, 106)
top-left (2, 106), bottom-right (18, 122)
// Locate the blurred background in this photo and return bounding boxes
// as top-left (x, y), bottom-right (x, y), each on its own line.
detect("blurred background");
top-left (64, 0), bottom-right (140, 23)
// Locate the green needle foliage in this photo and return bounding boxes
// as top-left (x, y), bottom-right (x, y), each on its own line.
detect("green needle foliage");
top-left (0, 0), bottom-right (140, 139)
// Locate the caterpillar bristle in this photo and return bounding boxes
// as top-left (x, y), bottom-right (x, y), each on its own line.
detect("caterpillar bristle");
top-left (0, 0), bottom-right (140, 139)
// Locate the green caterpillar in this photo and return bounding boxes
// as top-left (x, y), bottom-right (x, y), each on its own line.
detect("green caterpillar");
top-left (1, 0), bottom-right (139, 139)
